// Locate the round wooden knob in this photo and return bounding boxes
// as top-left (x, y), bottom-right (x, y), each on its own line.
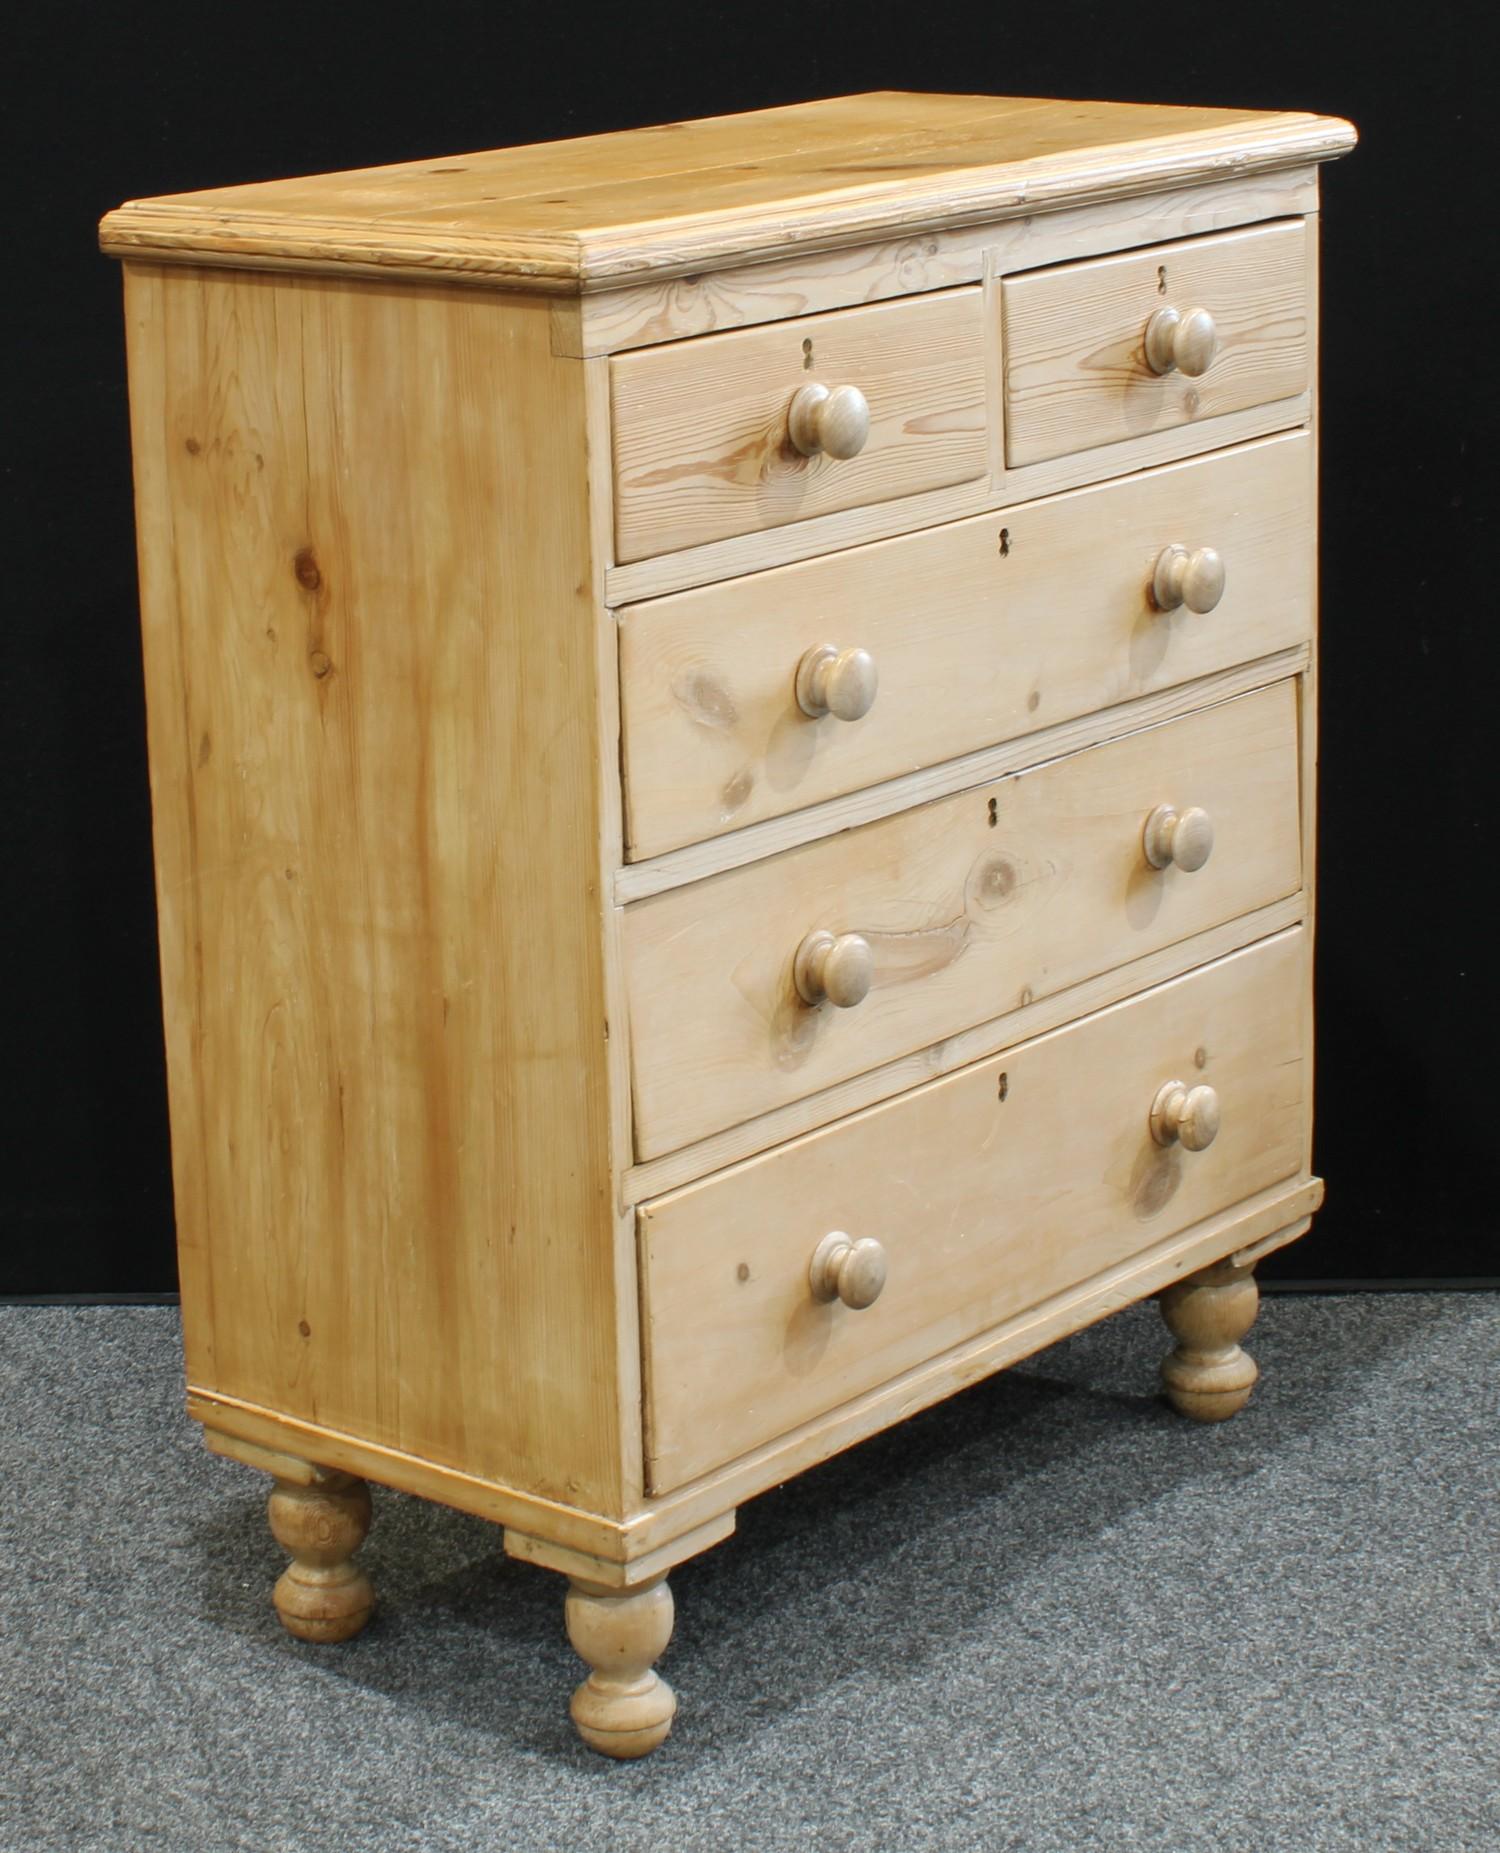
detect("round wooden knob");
top-left (795, 643), bottom-right (879, 722)
top-left (1152, 544), bottom-right (1225, 614)
top-left (1144, 304), bottom-right (1218, 378)
top-left (1143, 803), bottom-right (1215, 873)
top-left (1150, 1080), bottom-right (1221, 1151)
top-left (809, 1231), bottom-right (888, 1308)
top-left (794, 929), bottom-right (874, 1008)
top-left (788, 382), bottom-right (871, 459)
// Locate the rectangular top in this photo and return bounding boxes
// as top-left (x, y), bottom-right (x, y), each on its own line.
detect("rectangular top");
top-left (99, 91), bottom-right (1355, 294)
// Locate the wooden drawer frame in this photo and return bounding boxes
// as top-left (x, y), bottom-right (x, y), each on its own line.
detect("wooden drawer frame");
top-left (599, 191), bottom-right (1320, 608)
top-left (105, 98), bottom-right (1349, 1680)
top-left (624, 680), bottom-right (1303, 1160)
top-left (610, 288), bottom-right (988, 563)
top-left (641, 927), bottom-right (1311, 1493)
top-left (618, 431), bottom-right (1313, 859)
top-left (1000, 219), bottom-right (1310, 468)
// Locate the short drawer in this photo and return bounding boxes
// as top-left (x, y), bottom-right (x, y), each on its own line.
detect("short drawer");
top-left (620, 432), bottom-right (1311, 859)
top-left (611, 290), bottom-right (988, 564)
top-left (641, 927), bottom-right (1308, 1492)
top-left (624, 680), bottom-right (1301, 1159)
top-left (1002, 220), bottom-right (1309, 468)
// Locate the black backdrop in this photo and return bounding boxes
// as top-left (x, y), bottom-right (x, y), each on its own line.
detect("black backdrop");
top-left (4, 1), bottom-right (1494, 1295)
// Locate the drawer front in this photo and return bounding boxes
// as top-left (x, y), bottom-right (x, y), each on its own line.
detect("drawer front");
top-left (1002, 221), bottom-right (1309, 468)
top-left (620, 432), bottom-right (1311, 859)
top-left (611, 290), bottom-right (988, 564)
top-left (642, 928), bottom-right (1308, 1493)
top-left (625, 680), bottom-right (1301, 1159)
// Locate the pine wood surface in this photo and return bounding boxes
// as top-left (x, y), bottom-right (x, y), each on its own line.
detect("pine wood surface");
top-left (603, 392), bottom-right (1311, 607)
top-left (640, 928), bottom-right (1308, 1492)
top-left (619, 432), bottom-right (1312, 857)
top-left (1158, 1258), bottom-right (1262, 1420)
top-left (98, 93), bottom-right (1354, 291)
top-left (623, 891), bottom-right (1304, 1203)
top-left (186, 1170), bottom-right (1318, 1566)
top-left (625, 681), bottom-right (1302, 1159)
top-left (616, 648), bottom-right (1307, 903)
top-left (1003, 219), bottom-right (1309, 466)
top-left (642, 1177), bottom-right (1319, 1537)
top-left (1300, 214), bottom-right (1323, 1178)
top-left (123, 264), bottom-right (632, 1514)
top-left (102, 101), bottom-right (1353, 1741)
top-left (562, 167), bottom-right (1321, 355)
top-left (566, 1577), bottom-right (678, 1756)
top-left (502, 1513), bottom-right (736, 1593)
top-left (611, 288), bottom-right (987, 562)
top-left (268, 1472), bottom-right (376, 1642)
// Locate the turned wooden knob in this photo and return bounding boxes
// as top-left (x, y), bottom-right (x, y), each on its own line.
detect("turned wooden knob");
top-left (1150, 1080), bottom-right (1221, 1151)
top-left (1144, 304), bottom-right (1218, 377)
top-left (795, 643), bottom-right (878, 721)
top-left (1142, 803), bottom-right (1215, 872)
top-left (794, 928), bottom-right (873, 1008)
top-left (809, 1231), bottom-right (888, 1308)
top-left (1152, 544), bottom-right (1226, 614)
top-left (788, 382), bottom-right (871, 459)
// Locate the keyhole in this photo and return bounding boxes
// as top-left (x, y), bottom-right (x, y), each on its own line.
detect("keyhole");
top-left (997, 1072), bottom-right (1009, 1102)
top-left (1157, 265), bottom-right (1168, 295)
top-left (998, 527), bottom-right (1011, 557)
top-left (802, 337), bottom-right (814, 370)
top-left (987, 797), bottom-right (999, 827)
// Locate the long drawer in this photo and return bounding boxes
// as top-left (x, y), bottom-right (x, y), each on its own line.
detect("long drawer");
top-left (625, 680), bottom-right (1301, 1159)
top-left (611, 289), bottom-right (988, 564)
top-left (619, 433), bottom-right (1311, 859)
top-left (640, 927), bottom-right (1308, 1494)
top-left (1002, 220), bottom-right (1310, 468)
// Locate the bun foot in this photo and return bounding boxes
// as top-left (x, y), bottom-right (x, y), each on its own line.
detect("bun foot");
top-left (565, 1576), bottom-right (676, 1758)
top-left (1159, 1259), bottom-right (1260, 1422)
top-left (268, 1471), bottom-right (375, 1643)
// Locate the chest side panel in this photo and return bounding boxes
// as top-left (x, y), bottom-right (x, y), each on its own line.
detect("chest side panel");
top-left (124, 266), bottom-right (627, 1512)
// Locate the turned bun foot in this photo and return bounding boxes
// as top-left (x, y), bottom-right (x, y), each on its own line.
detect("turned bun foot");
top-left (565, 1576), bottom-right (677, 1759)
top-left (1159, 1260), bottom-right (1260, 1422)
top-left (268, 1471), bottom-right (375, 1643)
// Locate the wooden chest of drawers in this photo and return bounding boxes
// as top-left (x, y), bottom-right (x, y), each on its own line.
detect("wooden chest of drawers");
top-left (101, 91), bottom-right (1355, 1757)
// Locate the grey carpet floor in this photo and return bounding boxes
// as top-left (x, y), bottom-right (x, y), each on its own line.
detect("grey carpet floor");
top-left (1, 1295), bottom-right (1495, 1853)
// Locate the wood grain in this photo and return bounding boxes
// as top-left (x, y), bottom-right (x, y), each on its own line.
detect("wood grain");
top-left (105, 95), bottom-right (1353, 1646)
top-left (1159, 1258), bottom-right (1261, 1420)
top-left (204, 1429), bottom-right (349, 1487)
top-left (124, 264), bottom-right (629, 1514)
top-left (603, 392), bottom-right (1309, 606)
top-left (1003, 219), bottom-right (1309, 466)
top-left (623, 891), bottom-right (1303, 1203)
top-left (188, 1386), bottom-right (642, 1559)
top-left (1300, 213), bottom-right (1323, 1178)
top-left (566, 168), bottom-right (1321, 355)
top-left (503, 1512), bottom-right (735, 1592)
top-left (566, 1576), bottom-right (678, 1757)
top-left (617, 647), bottom-right (1307, 902)
top-left (192, 1171), bottom-right (1320, 1561)
top-left (634, 1175), bottom-right (1319, 1533)
top-left (611, 289), bottom-right (987, 562)
top-left (99, 93), bottom-right (1355, 292)
top-left (640, 928), bottom-right (1309, 1492)
top-left (579, 348), bottom-right (649, 1504)
top-left (619, 432), bottom-right (1312, 857)
top-left (268, 1471), bottom-right (375, 1642)
top-left (625, 681), bottom-right (1302, 1158)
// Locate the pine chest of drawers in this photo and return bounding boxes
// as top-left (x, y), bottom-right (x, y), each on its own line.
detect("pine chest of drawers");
top-left (101, 92), bottom-right (1356, 1757)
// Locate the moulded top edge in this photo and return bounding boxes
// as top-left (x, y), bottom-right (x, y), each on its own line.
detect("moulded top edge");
top-left (97, 92), bottom-right (1357, 294)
